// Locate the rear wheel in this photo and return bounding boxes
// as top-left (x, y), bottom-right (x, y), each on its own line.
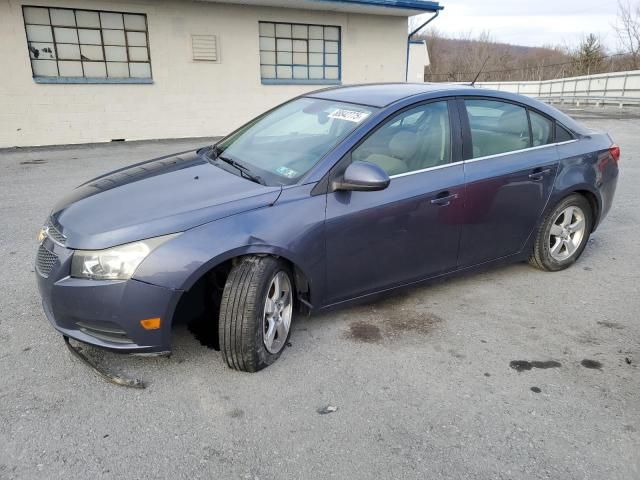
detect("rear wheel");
top-left (219, 256), bottom-right (293, 372)
top-left (529, 194), bottom-right (593, 271)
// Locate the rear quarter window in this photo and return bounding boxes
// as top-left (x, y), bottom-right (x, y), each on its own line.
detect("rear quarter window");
top-left (529, 111), bottom-right (554, 146)
top-left (555, 123), bottom-right (574, 142)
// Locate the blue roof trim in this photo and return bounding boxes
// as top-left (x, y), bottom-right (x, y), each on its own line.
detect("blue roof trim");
top-left (313, 0), bottom-right (442, 12)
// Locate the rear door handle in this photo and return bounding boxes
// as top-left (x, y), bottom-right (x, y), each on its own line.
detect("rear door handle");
top-left (430, 192), bottom-right (458, 207)
top-left (528, 168), bottom-right (552, 181)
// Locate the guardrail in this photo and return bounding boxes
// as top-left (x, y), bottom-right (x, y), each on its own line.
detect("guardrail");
top-left (470, 70), bottom-right (640, 107)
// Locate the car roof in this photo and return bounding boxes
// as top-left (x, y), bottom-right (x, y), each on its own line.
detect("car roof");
top-left (306, 83), bottom-right (470, 108)
top-left (305, 82), bottom-right (590, 135)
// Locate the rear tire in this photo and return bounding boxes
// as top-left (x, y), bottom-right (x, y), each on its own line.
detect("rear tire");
top-left (219, 256), bottom-right (294, 372)
top-left (529, 194), bottom-right (593, 271)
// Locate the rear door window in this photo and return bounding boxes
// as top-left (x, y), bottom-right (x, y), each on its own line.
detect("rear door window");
top-left (464, 99), bottom-right (531, 158)
top-left (529, 110), bottom-right (554, 146)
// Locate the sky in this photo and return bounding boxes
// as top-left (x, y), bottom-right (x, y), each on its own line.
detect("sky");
top-left (415, 0), bottom-right (622, 51)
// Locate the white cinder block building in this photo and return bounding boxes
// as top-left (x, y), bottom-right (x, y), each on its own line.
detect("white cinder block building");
top-left (0, 0), bottom-right (441, 148)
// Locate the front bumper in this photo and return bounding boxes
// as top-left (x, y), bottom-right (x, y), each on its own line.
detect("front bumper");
top-left (35, 237), bottom-right (181, 353)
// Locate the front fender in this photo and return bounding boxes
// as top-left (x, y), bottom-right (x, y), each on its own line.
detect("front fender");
top-left (133, 184), bottom-right (327, 305)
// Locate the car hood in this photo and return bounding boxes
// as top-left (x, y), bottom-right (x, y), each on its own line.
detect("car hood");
top-left (50, 150), bottom-right (281, 250)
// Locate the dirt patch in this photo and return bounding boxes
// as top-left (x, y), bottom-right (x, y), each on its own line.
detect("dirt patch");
top-left (577, 333), bottom-right (601, 346)
top-left (346, 309), bottom-right (443, 344)
top-left (509, 360), bottom-right (562, 372)
top-left (343, 291), bottom-right (444, 344)
top-left (20, 159), bottom-right (46, 165)
top-left (581, 359), bottom-right (603, 369)
top-left (597, 321), bottom-right (625, 330)
top-left (227, 408), bottom-right (244, 419)
top-left (317, 405), bottom-right (338, 415)
top-left (348, 321), bottom-right (382, 343)
top-left (448, 349), bottom-right (466, 359)
top-left (384, 310), bottom-right (443, 335)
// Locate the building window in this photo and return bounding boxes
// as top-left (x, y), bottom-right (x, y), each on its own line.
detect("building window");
top-left (258, 22), bottom-right (341, 84)
top-left (22, 6), bottom-right (152, 83)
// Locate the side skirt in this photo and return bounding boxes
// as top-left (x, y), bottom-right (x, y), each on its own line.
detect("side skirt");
top-left (318, 250), bottom-right (528, 312)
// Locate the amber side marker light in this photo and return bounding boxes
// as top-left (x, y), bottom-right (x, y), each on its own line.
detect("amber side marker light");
top-left (140, 317), bottom-right (161, 330)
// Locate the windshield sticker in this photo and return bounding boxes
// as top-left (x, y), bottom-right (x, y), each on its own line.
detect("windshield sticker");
top-left (328, 109), bottom-right (370, 123)
top-left (276, 166), bottom-right (298, 179)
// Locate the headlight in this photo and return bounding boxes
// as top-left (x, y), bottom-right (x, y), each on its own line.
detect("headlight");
top-left (71, 233), bottom-right (179, 280)
top-left (37, 226), bottom-right (47, 243)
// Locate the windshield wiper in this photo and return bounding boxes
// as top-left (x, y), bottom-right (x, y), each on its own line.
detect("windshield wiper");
top-left (217, 155), bottom-right (266, 185)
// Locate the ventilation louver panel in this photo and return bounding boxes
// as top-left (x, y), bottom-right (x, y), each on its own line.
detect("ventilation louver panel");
top-left (192, 35), bottom-right (218, 62)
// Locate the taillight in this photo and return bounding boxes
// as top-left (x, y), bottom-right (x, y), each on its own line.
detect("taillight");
top-left (610, 144), bottom-right (620, 163)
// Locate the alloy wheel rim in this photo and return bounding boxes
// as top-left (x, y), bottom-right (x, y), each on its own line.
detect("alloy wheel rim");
top-left (548, 205), bottom-right (586, 261)
top-left (262, 271), bottom-right (292, 354)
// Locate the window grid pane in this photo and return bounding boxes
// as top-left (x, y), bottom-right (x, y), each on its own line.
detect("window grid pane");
top-left (259, 21), bottom-right (340, 82)
top-left (23, 7), bottom-right (51, 25)
top-left (22, 5), bottom-right (152, 80)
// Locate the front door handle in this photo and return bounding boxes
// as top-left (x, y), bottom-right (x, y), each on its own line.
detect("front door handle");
top-left (430, 192), bottom-right (458, 207)
top-left (528, 168), bottom-right (552, 181)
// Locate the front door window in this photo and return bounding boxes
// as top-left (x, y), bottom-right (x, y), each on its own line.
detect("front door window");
top-left (352, 101), bottom-right (451, 176)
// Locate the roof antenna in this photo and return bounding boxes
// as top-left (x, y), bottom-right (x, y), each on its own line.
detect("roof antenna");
top-left (470, 56), bottom-right (490, 86)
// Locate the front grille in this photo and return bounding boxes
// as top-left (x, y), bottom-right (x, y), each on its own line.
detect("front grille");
top-left (36, 245), bottom-right (58, 278)
top-left (46, 221), bottom-right (66, 245)
top-left (76, 321), bottom-right (135, 344)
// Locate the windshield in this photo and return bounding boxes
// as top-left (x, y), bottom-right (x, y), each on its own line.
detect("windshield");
top-left (210, 98), bottom-right (377, 185)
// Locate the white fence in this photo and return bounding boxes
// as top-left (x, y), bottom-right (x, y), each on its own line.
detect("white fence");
top-left (471, 70), bottom-right (640, 107)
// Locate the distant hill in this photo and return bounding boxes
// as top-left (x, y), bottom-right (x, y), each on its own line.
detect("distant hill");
top-left (417, 34), bottom-right (573, 82)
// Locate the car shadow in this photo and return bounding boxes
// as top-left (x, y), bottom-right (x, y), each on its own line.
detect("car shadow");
top-left (67, 258), bottom-right (540, 385)
top-left (175, 258), bottom-right (533, 355)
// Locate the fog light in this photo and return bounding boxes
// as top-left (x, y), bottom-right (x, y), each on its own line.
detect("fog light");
top-left (140, 317), bottom-right (161, 330)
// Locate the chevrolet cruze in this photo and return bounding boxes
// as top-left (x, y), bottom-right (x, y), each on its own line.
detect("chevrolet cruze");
top-left (36, 83), bottom-right (619, 373)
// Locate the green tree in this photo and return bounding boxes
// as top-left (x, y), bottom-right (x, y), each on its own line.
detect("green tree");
top-left (571, 34), bottom-right (605, 76)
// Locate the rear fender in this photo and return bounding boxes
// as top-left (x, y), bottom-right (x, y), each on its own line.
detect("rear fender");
top-left (552, 135), bottom-right (618, 230)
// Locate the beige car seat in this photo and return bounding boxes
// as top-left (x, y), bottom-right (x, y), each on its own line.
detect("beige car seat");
top-left (364, 130), bottom-right (418, 176)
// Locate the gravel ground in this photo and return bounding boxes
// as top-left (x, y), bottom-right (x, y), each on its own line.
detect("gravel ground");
top-left (0, 110), bottom-right (638, 479)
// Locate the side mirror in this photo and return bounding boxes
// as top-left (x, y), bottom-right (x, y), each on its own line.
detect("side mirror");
top-left (332, 161), bottom-right (390, 192)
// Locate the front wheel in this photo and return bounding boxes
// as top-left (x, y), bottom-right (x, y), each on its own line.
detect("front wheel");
top-left (219, 256), bottom-right (294, 372)
top-left (529, 194), bottom-right (593, 271)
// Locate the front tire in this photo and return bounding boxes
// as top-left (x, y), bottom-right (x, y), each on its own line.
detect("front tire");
top-left (219, 256), bottom-right (294, 372)
top-left (529, 194), bottom-right (593, 271)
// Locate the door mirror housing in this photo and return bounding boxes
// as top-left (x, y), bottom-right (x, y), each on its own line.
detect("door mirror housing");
top-left (332, 161), bottom-right (390, 192)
